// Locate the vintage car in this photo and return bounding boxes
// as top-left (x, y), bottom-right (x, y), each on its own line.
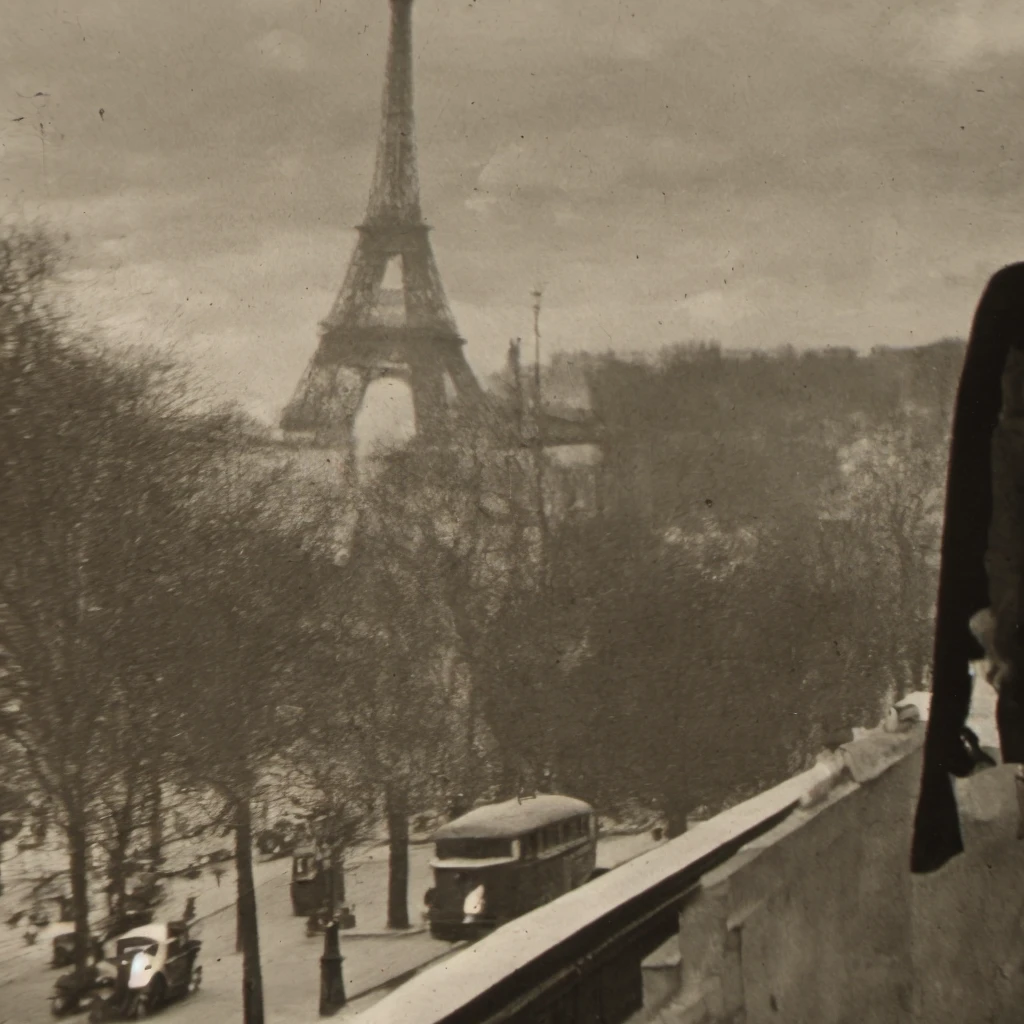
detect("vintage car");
top-left (52, 909), bottom-right (153, 969)
top-left (85, 922), bottom-right (202, 1021)
top-left (51, 931), bottom-right (108, 970)
top-left (257, 816), bottom-right (307, 859)
top-left (50, 961), bottom-right (115, 1017)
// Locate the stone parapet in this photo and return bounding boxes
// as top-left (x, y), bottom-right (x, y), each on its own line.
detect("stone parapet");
top-left (649, 700), bottom-right (1024, 1024)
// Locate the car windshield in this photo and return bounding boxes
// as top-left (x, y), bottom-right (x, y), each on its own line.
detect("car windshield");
top-left (116, 938), bottom-right (158, 958)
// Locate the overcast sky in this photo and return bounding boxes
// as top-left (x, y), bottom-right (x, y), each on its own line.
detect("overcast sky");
top-left (3, 0), bottom-right (1023, 439)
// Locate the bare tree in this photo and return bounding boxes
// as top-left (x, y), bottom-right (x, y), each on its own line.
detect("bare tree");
top-left (150, 446), bottom-right (350, 1023)
top-left (0, 223), bottom-right (242, 968)
top-left (829, 414), bottom-right (946, 696)
top-left (343, 437), bottom-right (499, 927)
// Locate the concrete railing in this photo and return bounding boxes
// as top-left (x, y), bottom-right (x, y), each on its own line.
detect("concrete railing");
top-left (356, 686), bottom-right (1024, 1024)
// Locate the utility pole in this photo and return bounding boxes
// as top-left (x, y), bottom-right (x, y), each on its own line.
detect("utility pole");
top-left (531, 287), bottom-right (550, 579)
top-left (532, 287), bottom-right (543, 413)
top-left (531, 286), bottom-right (556, 795)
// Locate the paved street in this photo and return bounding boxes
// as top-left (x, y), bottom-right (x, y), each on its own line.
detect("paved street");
top-left (0, 831), bottom-right (661, 1022)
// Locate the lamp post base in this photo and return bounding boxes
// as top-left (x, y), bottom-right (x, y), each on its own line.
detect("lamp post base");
top-left (319, 921), bottom-right (346, 1017)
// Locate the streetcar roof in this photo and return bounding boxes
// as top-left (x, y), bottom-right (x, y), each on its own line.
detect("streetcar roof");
top-left (429, 856), bottom-right (518, 870)
top-left (432, 795), bottom-right (593, 841)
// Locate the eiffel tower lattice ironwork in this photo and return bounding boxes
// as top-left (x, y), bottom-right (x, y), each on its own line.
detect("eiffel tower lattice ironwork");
top-left (281, 0), bottom-right (487, 448)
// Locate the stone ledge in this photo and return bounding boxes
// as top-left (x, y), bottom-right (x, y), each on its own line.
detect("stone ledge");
top-left (649, 712), bottom-right (933, 1024)
top-left (650, 691), bottom-right (1024, 1024)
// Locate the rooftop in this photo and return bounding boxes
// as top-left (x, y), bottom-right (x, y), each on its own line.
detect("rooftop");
top-left (431, 795), bottom-right (594, 842)
top-left (117, 923), bottom-right (169, 944)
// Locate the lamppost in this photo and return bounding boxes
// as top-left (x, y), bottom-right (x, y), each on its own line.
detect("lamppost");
top-left (319, 918), bottom-right (346, 1016)
top-left (318, 841), bottom-right (346, 1015)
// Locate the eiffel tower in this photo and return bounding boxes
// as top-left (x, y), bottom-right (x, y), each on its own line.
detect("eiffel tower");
top-left (281, 0), bottom-right (487, 451)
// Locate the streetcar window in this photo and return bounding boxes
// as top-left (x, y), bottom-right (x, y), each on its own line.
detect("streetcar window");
top-left (436, 838), bottom-right (514, 860)
top-left (293, 856), bottom-right (316, 879)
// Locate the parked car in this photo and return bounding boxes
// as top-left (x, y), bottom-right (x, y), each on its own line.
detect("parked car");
top-left (52, 910), bottom-right (153, 969)
top-left (86, 921), bottom-right (202, 1021)
top-left (50, 961), bottom-right (113, 1017)
top-left (51, 932), bottom-right (107, 970)
top-left (257, 818), bottom-right (306, 859)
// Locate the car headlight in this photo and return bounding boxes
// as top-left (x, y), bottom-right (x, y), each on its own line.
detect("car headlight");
top-left (462, 884), bottom-right (485, 918)
top-left (127, 952), bottom-right (154, 989)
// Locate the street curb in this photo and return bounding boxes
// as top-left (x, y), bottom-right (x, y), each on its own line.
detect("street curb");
top-left (334, 926), bottom-right (428, 940)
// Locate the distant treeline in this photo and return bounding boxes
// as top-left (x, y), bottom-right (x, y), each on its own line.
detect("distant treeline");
top-left (478, 339), bottom-right (963, 831)
top-left (580, 340), bottom-right (962, 524)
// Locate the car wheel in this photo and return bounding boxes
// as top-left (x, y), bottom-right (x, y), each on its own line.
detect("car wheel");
top-left (128, 993), bottom-right (151, 1020)
top-left (50, 993), bottom-right (75, 1016)
top-left (146, 976), bottom-right (168, 1012)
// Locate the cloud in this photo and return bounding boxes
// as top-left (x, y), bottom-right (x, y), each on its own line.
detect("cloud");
top-left (895, 0), bottom-right (1024, 70)
top-left (474, 133), bottom-right (624, 205)
top-left (2, 0), bottom-right (1022, 430)
top-left (683, 290), bottom-right (756, 330)
top-left (251, 30), bottom-right (310, 73)
top-left (472, 126), bottom-right (704, 209)
top-left (0, 121), bottom-right (42, 165)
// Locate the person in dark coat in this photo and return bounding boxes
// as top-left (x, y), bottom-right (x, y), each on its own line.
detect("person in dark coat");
top-left (911, 262), bottom-right (1024, 874)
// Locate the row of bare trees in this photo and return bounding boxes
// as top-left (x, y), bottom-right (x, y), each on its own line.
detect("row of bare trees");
top-left (0, 226), bottom-right (418, 1022)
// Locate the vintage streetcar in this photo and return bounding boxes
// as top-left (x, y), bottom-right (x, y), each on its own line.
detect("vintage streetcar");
top-left (424, 795), bottom-right (599, 942)
top-left (289, 845), bottom-right (346, 917)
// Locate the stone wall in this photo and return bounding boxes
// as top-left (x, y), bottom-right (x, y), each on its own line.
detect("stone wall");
top-left (643, 704), bottom-right (1024, 1024)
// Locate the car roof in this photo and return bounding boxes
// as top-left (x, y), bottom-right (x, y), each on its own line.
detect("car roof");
top-left (431, 795), bottom-right (594, 841)
top-left (117, 923), bottom-right (168, 943)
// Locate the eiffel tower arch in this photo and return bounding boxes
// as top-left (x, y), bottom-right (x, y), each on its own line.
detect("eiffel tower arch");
top-left (281, 0), bottom-right (488, 454)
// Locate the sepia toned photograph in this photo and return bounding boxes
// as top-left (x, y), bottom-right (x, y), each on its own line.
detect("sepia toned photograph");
top-left (2, 1), bottom-right (1024, 1022)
